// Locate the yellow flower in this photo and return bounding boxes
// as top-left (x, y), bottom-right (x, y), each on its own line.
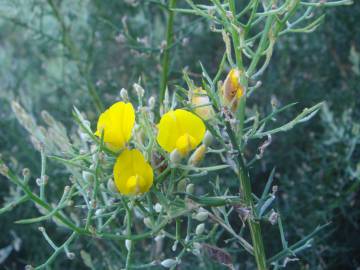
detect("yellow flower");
top-left (157, 109), bottom-right (206, 156)
top-left (95, 102), bottom-right (135, 151)
top-left (190, 88), bottom-right (214, 120)
top-left (220, 68), bottom-right (244, 111)
top-left (113, 149), bottom-right (153, 195)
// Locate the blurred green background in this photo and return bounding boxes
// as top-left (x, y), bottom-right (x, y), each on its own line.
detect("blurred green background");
top-left (0, 0), bottom-right (359, 269)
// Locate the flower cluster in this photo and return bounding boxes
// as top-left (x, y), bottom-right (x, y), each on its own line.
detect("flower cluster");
top-left (94, 69), bottom-right (243, 196)
top-left (94, 103), bottom-right (207, 196)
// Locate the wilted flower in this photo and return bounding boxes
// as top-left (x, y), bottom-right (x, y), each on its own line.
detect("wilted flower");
top-left (113, 149), bottom-right (153, 195)
top-left (190, 87), bottom-right (214, 120)
top-left (95, 102), bottom-right (135, 151)
top-left (220, 68), bottom-right (244, 112)
top-left (157, 109), bottom-right (206, 156)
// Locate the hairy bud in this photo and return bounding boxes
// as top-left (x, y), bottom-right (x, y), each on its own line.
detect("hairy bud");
top-left (160, 258), bottom-right (178, 268)
top-left (195, 223), bottom-right (205, 235)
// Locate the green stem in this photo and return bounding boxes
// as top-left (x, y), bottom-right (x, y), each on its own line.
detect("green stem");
top-left (227, 2), bottom-right (267, 268)
top-left (159, 0), bottom-right (177, 108)
top-left (40, 146), bottom-right (46, 201)
top-left (225, 121), bottom-right (267, 269)
top-left (125, 201), bottom-right (134, 270)
top-left (229, 0), bottom-right (243, 70)
top-left (4, 167), bottom-right (85, 234)
top-left (247, 13), bottom-right (275, 77)
top-left (238, 159), bottom-right (267, 270)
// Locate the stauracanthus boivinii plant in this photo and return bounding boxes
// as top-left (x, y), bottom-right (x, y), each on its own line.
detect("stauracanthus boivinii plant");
top-left (0, 0), bottom-right (353, 269)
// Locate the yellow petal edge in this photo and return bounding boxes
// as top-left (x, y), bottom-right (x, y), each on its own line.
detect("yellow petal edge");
top-left (95, 101), bottom-right (135, 151)
top-left (157, 109), bottom-right (206, 156)
top-left (113, 149), bottom-right (153, 195)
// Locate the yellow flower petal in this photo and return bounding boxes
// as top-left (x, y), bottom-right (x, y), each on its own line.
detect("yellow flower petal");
top-left (95, 102), bottom-right (135, 150)
top-left (157, 109), bottom-right (206, 155)
top-left (220, 68), bottom-right (244, 111)
top-left (176, 133), bottom-right (197, 156)
top-left (113, 149), bottom-right (153, 195)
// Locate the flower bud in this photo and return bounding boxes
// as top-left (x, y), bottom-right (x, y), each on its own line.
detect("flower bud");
top-left (120, 88), bottom-right (129, 101)
top-left (186, 183), bottom-right (195, 194)
top-left (195, 223), bottom-right (205, 235)
top-left (177, 178), bottom-right (187, 192)
top-left (0, 164), bottom-right (9, 177)
top-left (22, 168), bottom-right (31, 178)
top-left (148, 96), bottom-right (156, 109)
top-left (172, 240), bottom-right (178, 252)
top-left (107, 178), bottom-right (118, 193)
top-left (203, 131), bottom-right (213, 147)
top-left (41, 110), bottom-right (56, 126)
top-left (194, 209), bottom-right (208, 222)
top-left (155, 234), bottom-right (164, 242)
top-left (170, 149), bottom-right (182, 164)
top-left (189, 144), bottom-right (207, 166)
top-left (133, 83), bottom-right (145, 98)
top-left (220, 68), bottom-right (244, 112)
top-left (160, 259), bottom-right (178, 268)
top-left (143, 217), bottom-right (152, 228)
top-left (268, 210), bottom-right (279, 225)
top-left (154, 203), bottom-right (162, 213)
top-left (190, 87), bottom-right (214, 120)
top-left (95, 209), bottom-right (104, 216)
top-left (125, 239), bottom-right (132, 251)
top-left (82, 170), bottom-right (94, 182)
top-left (79, 131), bottom-right (90, 143)
top-left (36, 178), bottom-right (42, 186)
top-left (192, 242), bottom-right (201, 256)
top-left (66, 252), bottom-right (75, 260)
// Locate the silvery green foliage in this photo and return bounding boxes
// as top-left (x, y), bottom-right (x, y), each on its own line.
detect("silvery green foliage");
top-left (0, 0), bottom-right (358, 269)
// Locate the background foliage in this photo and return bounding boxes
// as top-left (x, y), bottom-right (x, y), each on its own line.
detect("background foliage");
top-left (0, 0), bottom-right (359, 269)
